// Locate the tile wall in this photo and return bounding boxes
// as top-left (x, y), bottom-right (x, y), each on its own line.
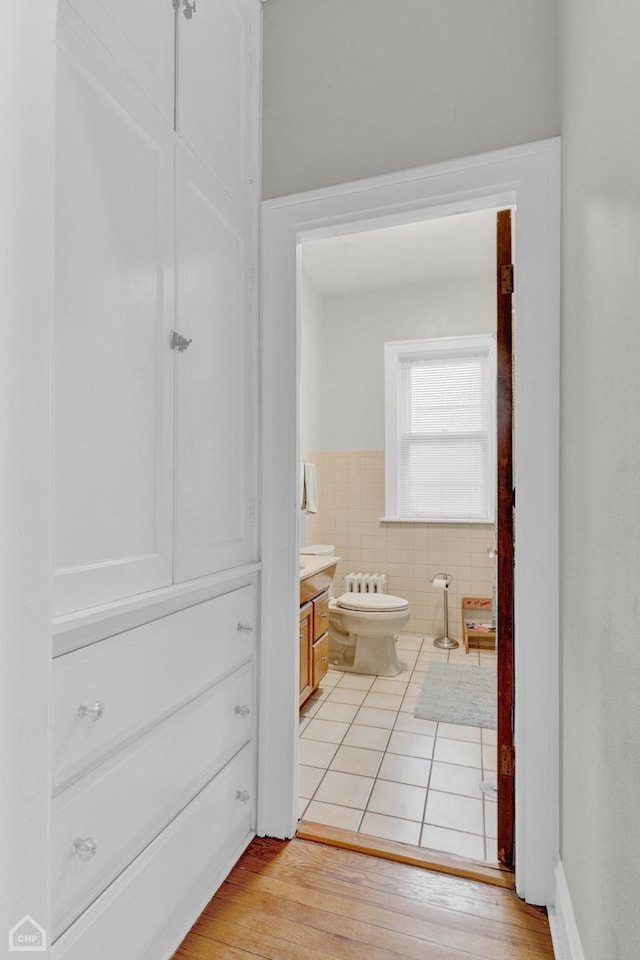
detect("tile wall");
top-left (301, 450), bottom-right (495, 641)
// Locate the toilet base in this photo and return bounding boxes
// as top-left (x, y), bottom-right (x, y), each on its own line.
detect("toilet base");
top-left (331, 634), bottom-right (402, 677)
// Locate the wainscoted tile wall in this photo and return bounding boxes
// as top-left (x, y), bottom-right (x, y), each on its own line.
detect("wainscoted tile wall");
top-left (301, 450), bottom-right (495, 640)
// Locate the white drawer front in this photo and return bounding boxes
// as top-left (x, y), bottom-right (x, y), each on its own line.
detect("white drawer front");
top-left (53, 660), bottom-right (253, 939)
top-left (53, 741), bottom-right (255, 959)
top-left (53, 586), bottom-right (256, 786)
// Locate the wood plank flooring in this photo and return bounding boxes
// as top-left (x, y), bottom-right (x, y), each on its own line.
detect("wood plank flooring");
top-left (173, 837), bottom-right (555, 960)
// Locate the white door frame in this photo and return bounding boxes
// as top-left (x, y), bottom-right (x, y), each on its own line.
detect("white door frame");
top-left (1, 2), bottom-right (57, 953)
top-left (259, 138), bottom-right (560, 906)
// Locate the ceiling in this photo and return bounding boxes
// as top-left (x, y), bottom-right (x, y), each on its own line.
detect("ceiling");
top-left (300, 208), bottom-right (497, 297)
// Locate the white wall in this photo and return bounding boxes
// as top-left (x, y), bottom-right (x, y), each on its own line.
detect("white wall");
top-left (299, 272), bottom-right (325, 452)
top-left (318, 279), bottom-right (495, 451)
top-left (559, 2), bottom-right (640, 956)
top-left (262, 0), bottom-right (559, 198)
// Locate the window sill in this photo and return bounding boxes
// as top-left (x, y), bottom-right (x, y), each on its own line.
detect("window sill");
top-left (379, 517), bottom-right (494, 524)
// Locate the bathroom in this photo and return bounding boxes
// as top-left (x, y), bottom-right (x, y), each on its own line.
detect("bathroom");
top-left (297, 210), bottom-right (500, 861)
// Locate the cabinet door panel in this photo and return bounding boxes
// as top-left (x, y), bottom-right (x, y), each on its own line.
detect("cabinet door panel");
top-left (174, 148), bottom-right (256, 582)
top-left (58, 0), bottom-right (175, 122)
top-left (177, 0), bottom-right (254, 205)
top-left (54, 31), bottom-right (174, 615)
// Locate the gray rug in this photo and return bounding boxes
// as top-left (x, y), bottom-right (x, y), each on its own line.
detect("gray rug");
top-left (414, 662), bottom-right (496, 729)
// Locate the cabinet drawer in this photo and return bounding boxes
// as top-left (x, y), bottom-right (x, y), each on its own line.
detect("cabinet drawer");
top-left (53, 586), bottom-right (256, 786)
top-left (313, 634), bottom-right (329, 687)
top-left (52, 741), bottom-right (255, 959)
top-left (313, 592), bottom-right (330, 642)
top-left (52, 662), bottom-right (253, 940)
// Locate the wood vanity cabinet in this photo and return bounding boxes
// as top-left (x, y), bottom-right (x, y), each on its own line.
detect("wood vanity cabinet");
top-left (299, 589), bottom-right (330, 707)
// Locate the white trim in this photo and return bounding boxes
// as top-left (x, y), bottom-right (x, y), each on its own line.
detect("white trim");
top-left (259, 138), bottom-right (560, 905)
top-left (548, 859), bottom-right (587, 960)
top-left (53, 562), bottom-right (261, 657)
top-left (1, 3), bottom-right (56, 951)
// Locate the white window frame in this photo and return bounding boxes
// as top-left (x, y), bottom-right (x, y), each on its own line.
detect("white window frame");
top-left (384, 335), bottom-right (496, 523)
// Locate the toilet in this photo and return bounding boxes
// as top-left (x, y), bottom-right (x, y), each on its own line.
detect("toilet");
top-left (328, 592), bottom-right (411, 677)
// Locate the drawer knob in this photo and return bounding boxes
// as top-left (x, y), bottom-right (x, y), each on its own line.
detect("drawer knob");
top-left (237, 622), bottom-right (253, 634)
top-left (234, 704), bottom-right (251, 718)
top-left (320, 656), bottom-right (329, 663)
top-left (77, 701), bottom-right (105, 723)
top-left (235, 789), bottom-right (250, 804)
top-left (320, 612), bottom-right (329, 620)
top-left (72, 837), bottom-right (98, 861)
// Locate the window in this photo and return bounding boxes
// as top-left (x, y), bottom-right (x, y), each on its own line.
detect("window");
top-left (384, 335), bottom-right (496, 523)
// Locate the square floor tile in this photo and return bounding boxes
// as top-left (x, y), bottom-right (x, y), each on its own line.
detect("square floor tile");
top-left (398, 653), bottom-right (418, 669)
top-left (416, 651), bottom-right (449, 666)
top-left (314, 701), bottom-right (360, 724)
top-left (326, 687), bottom-right (368, 707)
top-left (362, 691), bottom-right (404, 711)
top-left (299, 698), bottom-right (321, 718)
top-left (367, 779), bottom-right (427, 821)
top-left (387, 730), bottom-right (435, 760)
top-left (300, 718), bottom-right (349, 744)
top-left (433, 737), bottom-right (482, 768)
top-left (395, 635), bottom-right (424, 651)
top-left (482, 743), bottom-right (497, 772)
top-left (378, 753), bottom-right (431, 787)
top-left (484, 798), bottom-right (497, 839)
top-left (298, 739), bottom-right (339, 768)
top-left (394, 668), bottom-right (414, 682)
top-left (299, 716), bottom-right (311, 735)
top-left (360, 812), bottom-right (421, 845)
top-left (342, 724), bottom-right (392, 751)
top-left (437, 723), bottom-right (482, 743)
top-left (330, 745), bottom-right (384, 778)
top-left (424, 790), bottom-right (484, 835)
top-left (400, 695), bottom-right (418, 714)
top-left (314, 770), bottom-right (374, 809)
top-left (420, 824), bottom-right (485, 860)
top-left (323, 670), bottom-right (342, 686)
top-left (371, 678), bottom-right (409, 695)
top-left (485, 839), bottom-right (499, 862)
top-left (355, 706), bottom-right (397, 729)
top-left (304, 800), bottom-right (363, 832)
top-left (393, 714), bottom-right (437, 737)
top-left (335, 674), bottom-right (375, 691)
top-left (299, 764), bottom-right (326, 799)
top-left (429, 762), bottom-right (483, 799)
top-left (479, 660), bottom-right (497, 672)
top-left (299, 797), bottom-right (309, 818)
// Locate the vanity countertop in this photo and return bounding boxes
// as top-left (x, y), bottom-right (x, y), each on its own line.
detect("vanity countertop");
top-left (299, 556), bottom-right (339, 605)
top-left (299, 556), bottom-right (340, 581)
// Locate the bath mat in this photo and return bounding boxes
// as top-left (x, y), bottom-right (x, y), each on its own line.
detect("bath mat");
top-left (414, 662), bottom-right (496, 729)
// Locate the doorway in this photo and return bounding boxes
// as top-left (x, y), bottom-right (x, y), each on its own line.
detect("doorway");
top-left (258, 140), bottom-right (560, 905)
top-left (296, 209), bottom-right (505, 863)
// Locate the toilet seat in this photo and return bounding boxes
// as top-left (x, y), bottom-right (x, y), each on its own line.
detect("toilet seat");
top-left (335, 592), bottom-right (409, 613)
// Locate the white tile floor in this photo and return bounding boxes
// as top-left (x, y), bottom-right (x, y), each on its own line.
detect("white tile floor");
top-left (298, 634), bottom-right (498, 862)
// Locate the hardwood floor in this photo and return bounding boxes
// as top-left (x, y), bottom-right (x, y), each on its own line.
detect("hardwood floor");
top-left (173, 837), bottom-right (555, 960)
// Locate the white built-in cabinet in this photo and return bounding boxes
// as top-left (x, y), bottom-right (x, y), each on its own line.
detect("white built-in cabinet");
top-left (52, 1), bottom-right (261, 957)
top-left (54, 0), bottom-right (259, 615)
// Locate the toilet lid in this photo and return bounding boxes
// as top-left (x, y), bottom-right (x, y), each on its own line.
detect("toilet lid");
top-left (335, 592), bottom-right (409, 613)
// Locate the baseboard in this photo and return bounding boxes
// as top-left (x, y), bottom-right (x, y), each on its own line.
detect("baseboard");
top-left (547, 858), bottom-right (586, 960)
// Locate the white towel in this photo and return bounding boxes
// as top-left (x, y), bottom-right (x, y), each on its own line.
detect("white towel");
top-left (302, 462), bottom-right (318, 514)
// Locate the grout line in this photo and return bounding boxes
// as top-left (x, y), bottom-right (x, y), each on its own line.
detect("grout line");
top-left (301, 631), bottom-right (495, 858)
